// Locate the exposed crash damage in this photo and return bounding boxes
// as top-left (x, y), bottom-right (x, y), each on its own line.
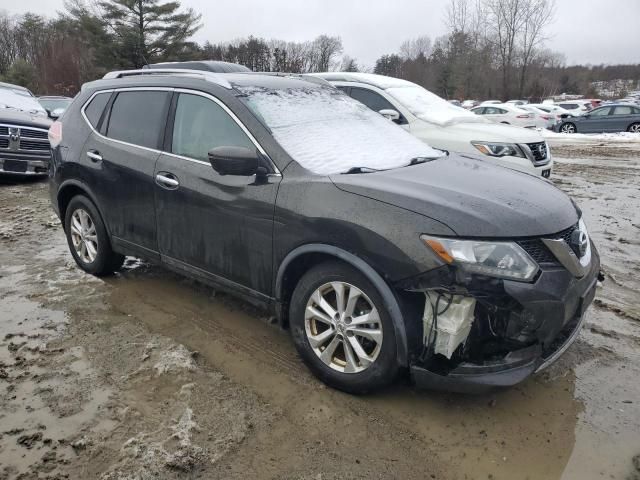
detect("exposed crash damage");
top-left (401, 220), bottom-right (601, 393)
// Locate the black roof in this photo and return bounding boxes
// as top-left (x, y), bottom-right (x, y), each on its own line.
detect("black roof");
top-left (143, 61), bottom-right (251, 73)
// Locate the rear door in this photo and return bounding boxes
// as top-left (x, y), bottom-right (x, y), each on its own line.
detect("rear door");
top-left (154, 90), bottom-right (280, 296)
top-left (610, 105), bottom-right (636, 132)
top-left (84, 88), bottom-right (171, 257)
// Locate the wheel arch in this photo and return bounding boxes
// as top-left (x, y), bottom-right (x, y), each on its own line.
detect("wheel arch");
top-left (57, 180), bottom-right (110, 236)
top-left (275, 244), bottom-right (409, 367)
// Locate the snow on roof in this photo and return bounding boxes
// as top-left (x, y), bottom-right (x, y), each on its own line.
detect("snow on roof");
top-left (310, 72), bottom-right (415, 90)
top-left (240, 86), bottom-right (443, 175)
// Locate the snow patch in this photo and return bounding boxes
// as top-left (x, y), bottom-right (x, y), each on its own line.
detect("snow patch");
top-left (541, 129), bottom-right (640, 144)
top-left (241, 86), bottom-right (443, 175)
top-left (153, 345), bottom-right (196, 375)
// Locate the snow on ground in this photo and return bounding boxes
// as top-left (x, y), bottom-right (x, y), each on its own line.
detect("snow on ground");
top-left (541, 129), bottom-right (640, 144)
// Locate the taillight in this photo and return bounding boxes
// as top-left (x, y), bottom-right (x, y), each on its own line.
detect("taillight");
top-left (49, 121), bottom-right (62, 148)
top-left (541, 115), bottom-right (551, 120)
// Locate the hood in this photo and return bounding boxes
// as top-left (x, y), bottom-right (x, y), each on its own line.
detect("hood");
top-left (331, 154), bottom-right (578, 238)
top-left (0, 109), bottom-right (52, 129)
top-left (0, 89), bottom-right (47, 117)
top-left (416, 120), bottom-right (544, 143)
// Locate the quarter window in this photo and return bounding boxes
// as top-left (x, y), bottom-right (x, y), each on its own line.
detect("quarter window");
top-left (84, 92), bottom-right (111, 129)
top-left (106, 91), bottom-right (170, 149)
top-left (171, 93), bottom-right (254, 161)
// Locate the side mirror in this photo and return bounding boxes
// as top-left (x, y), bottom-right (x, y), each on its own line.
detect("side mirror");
top-left (379, 109), bottom-right (400, 122)
top-left (50, 108), bottom-right (64, 119)
top-left (208, 146), bottom-right (260, 176)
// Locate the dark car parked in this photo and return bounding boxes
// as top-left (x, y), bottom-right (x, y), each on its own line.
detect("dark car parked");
top-left (142, 60), bottom-right (251, 73)
top-left (49, 69), bottom-right (600, 393)
top-left (556, 104), bottom-right (640, 134)
top-left (38, 96), bottom-right (73, 119)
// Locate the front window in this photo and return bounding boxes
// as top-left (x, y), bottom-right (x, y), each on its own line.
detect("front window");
top-left (171, 93), bottom-right (254, 161)
top-left (240, 86), bottom-right (442, 175)
top-left (385, 85), bottom-right (481, 125)
top-left (590, 107), bottom-right (611, 116)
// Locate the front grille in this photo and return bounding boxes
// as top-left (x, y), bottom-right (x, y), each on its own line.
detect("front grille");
top-left (518, 223), bottom-right (578, 265)
top-left (19, 140), bottom-right (49, 151)
top-left (0, 126), bottom-right (8, 135)
top-left (527, 142), bottom-right (548, 163)
top-left (0, 138), bottom-right (8, 148)
top-left (20, 128), bottom-right (48, 139)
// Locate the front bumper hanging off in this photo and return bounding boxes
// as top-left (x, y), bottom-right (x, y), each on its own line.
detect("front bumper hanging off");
top-left (409, 250), bottom-right (600, 394)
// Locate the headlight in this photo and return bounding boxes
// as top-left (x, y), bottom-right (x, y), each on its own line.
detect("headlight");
top-left (471, 142), bottom-right (525, 158)
top-left (421, 236), bottom-right (538, 281)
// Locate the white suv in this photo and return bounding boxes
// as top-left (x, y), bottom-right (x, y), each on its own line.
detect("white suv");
top-left (311, 73), bottom-right (552, 178)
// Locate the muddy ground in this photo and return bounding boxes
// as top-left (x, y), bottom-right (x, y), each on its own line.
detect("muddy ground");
top-left (1, 144), bottom-right (639, 480)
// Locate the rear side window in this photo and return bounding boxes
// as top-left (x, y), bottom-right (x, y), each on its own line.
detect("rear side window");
top-left (106, 91), bottom-right (170, 149)
top-left (84, 92), bottom-right (110, 129)
top-left (349, 87), bottom-right (395, 113)
top-left (171, 93), bottom-right (254, 161)
top-left (613, 106), bottom-right (633, 115)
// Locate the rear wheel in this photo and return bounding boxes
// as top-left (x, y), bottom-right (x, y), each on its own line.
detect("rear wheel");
top-left (560, 122), bottom-right (577, 133)
top-left (64, 196), bottom-right (124, 276)
top-left (289, 261), bottom-right (399, 394)
top-left (628, 123), bottom-right (640, 133)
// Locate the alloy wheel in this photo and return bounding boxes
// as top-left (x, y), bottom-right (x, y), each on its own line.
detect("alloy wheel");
top-left (561, 123), bottom-right (576, 133)
top-left (304, 281), bottom-right (383, 374)
top-left (70, 208), bottom-right (99, 264)
top-left (629, 124), bottom-right (640, 133)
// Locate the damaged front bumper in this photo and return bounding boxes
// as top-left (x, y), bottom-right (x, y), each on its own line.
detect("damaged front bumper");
top-left (407, 245), bottom-right (601, 394)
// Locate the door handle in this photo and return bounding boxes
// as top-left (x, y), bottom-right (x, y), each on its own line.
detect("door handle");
top-left (87, 150), bottom-right (102, 162)
top-left (155, 172), bottom-right (180, 189)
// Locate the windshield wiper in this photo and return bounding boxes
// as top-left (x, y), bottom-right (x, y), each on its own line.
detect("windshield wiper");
top-left (343, 166), bottom-right (380, 174)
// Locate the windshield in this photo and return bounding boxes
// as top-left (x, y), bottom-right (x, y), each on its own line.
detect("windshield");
top-left (385, 85), bottom-right (485, 126)
top-left (240, 86), bottom-right (443, 175)
top-left (0, 90), bottom-right (47, 116)
top-left (38, 98), bottom-right (71, 111)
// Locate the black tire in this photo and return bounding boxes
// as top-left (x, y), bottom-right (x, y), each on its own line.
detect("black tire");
top-left (500, 121), bottom-right (510, 124)
top-left (560, 122), bottom-right (577, 134)
top-left (289, 261), bottom-right (399, 394)
top-left (64, 195), bottom-right (124, 276)
top-left (628, 123), bottom-right (640, 133)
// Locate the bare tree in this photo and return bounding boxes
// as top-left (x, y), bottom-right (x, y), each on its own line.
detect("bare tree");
top-left (516, 0), bottom-right (555, 97)
top-left (399, 35), bottom-right (432, 60)
top-left (340, 55), bottom-right (359, 72)
top-left (309, 35), bottom-right (343, 72)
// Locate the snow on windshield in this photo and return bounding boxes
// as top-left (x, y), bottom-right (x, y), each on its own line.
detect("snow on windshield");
top-left (386, 86), bottom-right (486, 126)
top-left (240, 86), bottom-right (443, 175)
top-left (0, 89), bottom-right (46, 116)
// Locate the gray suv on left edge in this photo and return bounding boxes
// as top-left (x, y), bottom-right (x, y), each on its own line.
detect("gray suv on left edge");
top-left (48, 69), bottom-right (601, 394)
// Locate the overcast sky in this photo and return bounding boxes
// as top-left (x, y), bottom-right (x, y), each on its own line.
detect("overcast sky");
top-left (3, 0), bottom-right (639, 68)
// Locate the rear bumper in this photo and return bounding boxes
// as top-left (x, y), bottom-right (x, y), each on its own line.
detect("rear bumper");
top-left (410, 248), bottom-right (600, 394)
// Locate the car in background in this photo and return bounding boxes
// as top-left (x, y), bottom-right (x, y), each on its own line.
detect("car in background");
top-left (556, 100), bottom-right (593, 114)
top-left (529, 103), bottom-right (575, 119)
top-left (461, 99), bottom-right (479, 109)
top-left (143, 60), bottom-right (251, 73)
top-left (38, 96), bottom-right (73, 119)
top-left (520, 105), bottom-right (555, 129)
top-left (0, 81), bottom-right (36, 98)
top-left (507, 99), bottom-right (529, 106)
top-left (448, 99), bottom-right (462, 107)
top-left (0, 87), bottom-right (52, 176)
top-left (311, 72), bottom-right (553, 178)
top-left (50, 67), bottom-right (598, 393)
top-left (471, 103), bottom-right (538, 128)
top-left (555, 104), bottom-right (640, 133)
top-left (480, 100), bottom-right (502, 105)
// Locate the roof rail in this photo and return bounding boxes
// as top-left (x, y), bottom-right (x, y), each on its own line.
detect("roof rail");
top-left (102, 68), bottom-right (232, 89)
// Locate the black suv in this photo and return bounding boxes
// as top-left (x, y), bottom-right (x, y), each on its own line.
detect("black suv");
top-left (49, 69), bottom-right (600, 393)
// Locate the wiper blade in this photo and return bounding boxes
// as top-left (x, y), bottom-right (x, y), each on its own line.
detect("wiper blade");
top-left (343, 166), bottom-right (380, 174)
top-left (409, 156), bottom-right (440, 165)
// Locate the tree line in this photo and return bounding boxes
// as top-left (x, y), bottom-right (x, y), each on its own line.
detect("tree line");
top-left (0, 0), bottom-right (637, 100)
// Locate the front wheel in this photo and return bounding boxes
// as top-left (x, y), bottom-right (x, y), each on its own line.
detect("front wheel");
top-left (560, 122), bottom-right (577, 133)
top-left (628, 123), bottom-right (640, 133)
top-left (289, 261), bottom-right (399, 394)
top-left (64, 196), bottom-right (124, 276)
